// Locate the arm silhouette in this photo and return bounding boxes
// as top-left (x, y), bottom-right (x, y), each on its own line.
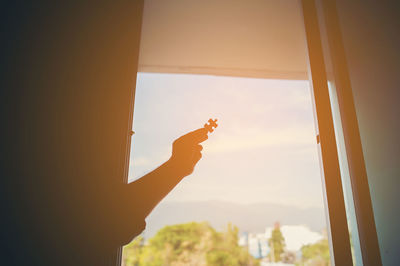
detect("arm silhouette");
top-left (122, 127), bottom-right (209, 238)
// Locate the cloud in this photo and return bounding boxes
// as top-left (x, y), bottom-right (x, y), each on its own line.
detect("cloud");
top-left (204, 127), bottom-right (315, 154)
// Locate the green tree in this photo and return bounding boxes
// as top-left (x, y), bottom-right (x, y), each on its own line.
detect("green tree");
top-left (268, 223), bottom-right (285, 262)
top-left (123, 222), bottom-right (259, 266)
top-left (206, 223), bottom-right (259, 266)
top-left (297, 238), bottom-right (331, 266)
top-left (123, 236), bottom-right (144, 266)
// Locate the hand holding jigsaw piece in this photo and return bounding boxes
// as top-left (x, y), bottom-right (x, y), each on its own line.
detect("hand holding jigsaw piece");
top-left (174, 118), bottom-right (218, 146)
top-left (127, 119), bottom-right (219, 236)
top-left (170, 118), bottom-right (218, 176)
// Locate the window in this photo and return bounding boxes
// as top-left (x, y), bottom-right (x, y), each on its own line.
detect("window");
top-left (118, 0), bottom-right (381, 265)
top-left (123, 73), bottom-right (331, 265)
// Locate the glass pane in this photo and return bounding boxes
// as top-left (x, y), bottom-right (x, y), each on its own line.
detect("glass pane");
top-left (122, 73), bottom-right (332, 266)
top-left (328, 81), bottom-right (362, 266)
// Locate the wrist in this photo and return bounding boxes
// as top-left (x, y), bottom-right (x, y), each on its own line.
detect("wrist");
top-left (165, 157), bottom-right (190, 179)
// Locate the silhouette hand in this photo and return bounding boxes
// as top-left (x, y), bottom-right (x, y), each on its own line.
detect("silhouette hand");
top-left (169, 128), bottom-right (208, 177)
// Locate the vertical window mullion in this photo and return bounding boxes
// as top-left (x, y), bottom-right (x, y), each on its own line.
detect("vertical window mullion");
top-left (300, 0), bottom-right (353, 265)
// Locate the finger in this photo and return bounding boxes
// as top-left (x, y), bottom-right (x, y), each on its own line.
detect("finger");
top-left (195, 144), bottom-right (203, 152)
top-left (192, 151), bottom-right (202, 163)
top-left (181, 128), bottom-right (208, 144)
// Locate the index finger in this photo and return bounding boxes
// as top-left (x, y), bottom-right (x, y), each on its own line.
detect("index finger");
top-left (181, 128), bottom-right (208, 144)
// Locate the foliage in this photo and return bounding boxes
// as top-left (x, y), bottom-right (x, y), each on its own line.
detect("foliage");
top-left (296, 238), bottom-right (331, 266)
top-left (123, 236), bottom-right (144, 266)
top-left (268, 226), bottom-right (285, 262)
top-left (281, 250), bottom-right (296, 264)
top-left (123, 222), bottom-right (259, 266)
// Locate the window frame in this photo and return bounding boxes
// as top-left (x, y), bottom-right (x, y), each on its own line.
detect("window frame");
top-left (301, 0), bottom-right (382, 265)
top-left (117, 0), bottom-right (381, 265)
top-left (300, 0), bottom-right (353, 264)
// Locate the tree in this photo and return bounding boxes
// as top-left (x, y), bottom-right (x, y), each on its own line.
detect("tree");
top-left (123, 236), bottom-right (144, 266)
top-left (123, 222), bottom-right (259, 266)
top-left (281, 250), bottom-right (296, 264)
top-left (206, 223), bottom-right (259, 266)
top-left (268, 222), bottom-right (285, 262)
top-left (297, 238), bottom-right (331, 266)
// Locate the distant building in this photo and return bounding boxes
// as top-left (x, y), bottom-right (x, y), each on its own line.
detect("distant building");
top-left (239, 232), bottom-right (270, 259)
top-left (264, 224), bottom-right (323, 251)
top-left (239, 224), bottom-right (324, 260)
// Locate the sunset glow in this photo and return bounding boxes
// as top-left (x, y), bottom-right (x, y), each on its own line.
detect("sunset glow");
top-left (129, 73), bottom-right (324, 208)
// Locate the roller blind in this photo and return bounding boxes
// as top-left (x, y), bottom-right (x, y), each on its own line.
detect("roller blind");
top-left (138, 0), bottom-right (308, 80)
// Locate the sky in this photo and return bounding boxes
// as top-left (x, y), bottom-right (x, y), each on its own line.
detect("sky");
top-left (128, 72), bottom-right (325, 209)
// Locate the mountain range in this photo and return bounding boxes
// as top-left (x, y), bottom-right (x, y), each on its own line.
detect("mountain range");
top-left (142, 200), bottom-right (327, 239)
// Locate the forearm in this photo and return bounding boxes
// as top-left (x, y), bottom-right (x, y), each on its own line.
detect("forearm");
top-left (125, 126), bottom-right (210, 220)
top-left (126, 159), bottom-right (186, 218)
